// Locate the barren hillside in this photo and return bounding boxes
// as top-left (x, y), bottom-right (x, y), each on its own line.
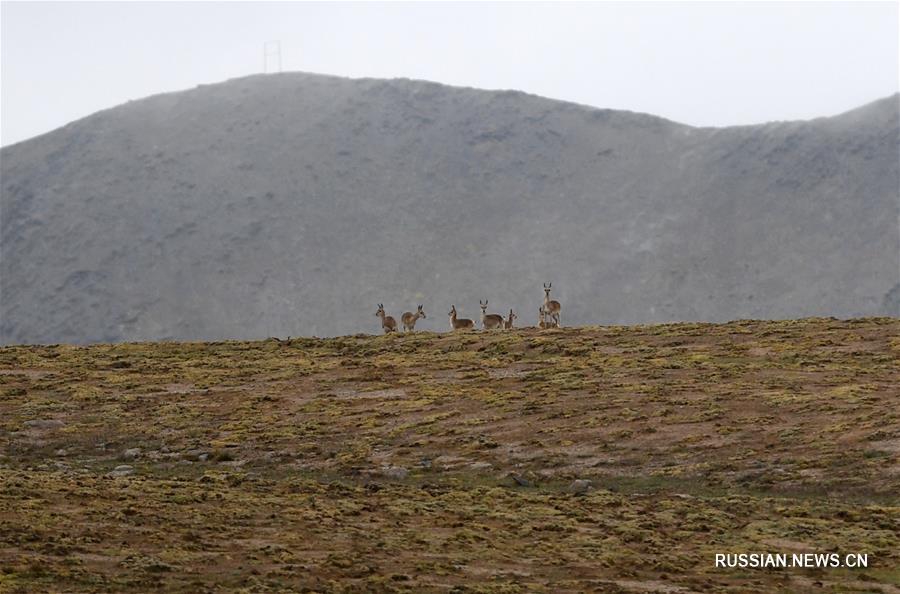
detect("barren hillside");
top-left (1, 318), bottom-right (898, 592)
top-left (1, 73), bottom-right (898, 344)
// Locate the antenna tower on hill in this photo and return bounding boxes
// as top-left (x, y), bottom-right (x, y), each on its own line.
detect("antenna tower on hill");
top-left (263, 40), bottom-right (282, 74)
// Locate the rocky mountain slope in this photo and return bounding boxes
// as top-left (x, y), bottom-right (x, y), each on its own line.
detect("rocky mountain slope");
top-left (1, 73), bottom-right (897, 343)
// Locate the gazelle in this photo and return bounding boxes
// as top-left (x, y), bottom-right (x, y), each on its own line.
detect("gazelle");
top-left (448, 305), bottom-right (475, 331)
top-left (479, 300), bottom-right (504, 330)
top-left (375, 304), bottom-right (397, 334)
top-left (537, 307), bottom-right (552, 329)
top-left (542, 283), bottom-right (561, 328)
top-left (401, 305), bottom-right (426, 332)
top-left (503, 309), bottom-right (517, 329)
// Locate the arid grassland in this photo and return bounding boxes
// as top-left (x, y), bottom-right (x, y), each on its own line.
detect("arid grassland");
top-left (1, 318), bottom-right (898, 593)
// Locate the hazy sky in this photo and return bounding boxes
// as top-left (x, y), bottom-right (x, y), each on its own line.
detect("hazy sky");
top-left (2, 1), bottom-right (898, 147)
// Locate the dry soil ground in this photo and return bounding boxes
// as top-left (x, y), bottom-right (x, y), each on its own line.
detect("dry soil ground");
top-left (1, 318), bottom-right (898, 593)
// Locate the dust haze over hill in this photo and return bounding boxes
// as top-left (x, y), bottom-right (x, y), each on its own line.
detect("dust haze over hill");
top-left (1, 72), bottom-right (898, 344)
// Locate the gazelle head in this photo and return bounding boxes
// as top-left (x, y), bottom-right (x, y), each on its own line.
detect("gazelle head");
top-left (543, 283), bottom-right (552, 299)
top-left (508, 309), bottom-right (517, 322)
top-left (375, 304), bottom-right (385, 318)
top-left (448, 305), bottom-right (457, 317)
top-left (479, 299), bottom-right (488, 313)
top-left (417, 304), bottom-right (426, 319)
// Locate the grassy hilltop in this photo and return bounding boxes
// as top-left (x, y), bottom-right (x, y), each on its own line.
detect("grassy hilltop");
top-left (1, 318), bottom-right (898, 593)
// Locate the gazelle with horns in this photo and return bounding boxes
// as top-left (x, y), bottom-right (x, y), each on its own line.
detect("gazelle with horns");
top-left (479, 300), bottom-right (504, 330)
top-left (448, 305), bottom-right (475, 331)
top-left (401, 305), bottom-right (426, 332)
top-left (375, 304), bottom-right (397, 334)
top-left (542, 283), bottom-right (561, 328)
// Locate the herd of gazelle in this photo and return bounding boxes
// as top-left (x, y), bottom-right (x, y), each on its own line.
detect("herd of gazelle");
top-left (375, 283), bottom-right (562, 334)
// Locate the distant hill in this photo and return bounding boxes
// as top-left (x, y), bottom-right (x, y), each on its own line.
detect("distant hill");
top-left (1, 72), bottom-right (897, 344)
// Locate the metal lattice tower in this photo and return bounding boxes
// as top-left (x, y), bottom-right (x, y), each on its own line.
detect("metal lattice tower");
top-left (263, 40), bottom-right (282, 74)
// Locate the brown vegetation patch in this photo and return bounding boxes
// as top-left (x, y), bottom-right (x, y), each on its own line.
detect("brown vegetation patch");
top-left (1, 318), bottom-right (898, 592)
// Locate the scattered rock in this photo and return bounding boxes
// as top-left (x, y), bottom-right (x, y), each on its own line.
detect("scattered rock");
top-left (182, 449), bottom-right (208, 461)
top-left (432, 455), bottom-right (467, 470)
top-left (469, 461), bottom-right (493, 470)
top-left (108, 465), bottom-right (134, 477)
top-left (569, 479), bottom-right (592, 494)
top-left (475, 435), bottom-right (500, 449)
top-left (123, 448), bottom-right (142, 460)
top-left (24, 419), bottom-right (64, 429)
top-left (508, 473), bottom-right (533, 488)
top-left (198, 453), bottom-right (209, 462)
top-left (381, 466), bottom-right (409, 480)
top-left (220, 459), bottom-right (247, 467)
top-left (54, 449), bottom-right (67, 457)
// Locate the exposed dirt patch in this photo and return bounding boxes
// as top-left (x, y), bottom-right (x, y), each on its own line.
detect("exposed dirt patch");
top-left (0, 368), bottom-right (51, 379)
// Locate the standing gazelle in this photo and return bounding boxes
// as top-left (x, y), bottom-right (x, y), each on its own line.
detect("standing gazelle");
top-left (503, 309), bottom-right (517, 329)
top-left (542, 283), bottom-right (561, 328)
top-left (479, 300), bottom-right (504, 330)
top-left (401, 305), bottom-right (426, 332)
top-left (375, 304), bottom-right (397, 334)
top-left (448, 305), bottom-right (475, 331)
top-left (537, 307), bottom-right (552, 329)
